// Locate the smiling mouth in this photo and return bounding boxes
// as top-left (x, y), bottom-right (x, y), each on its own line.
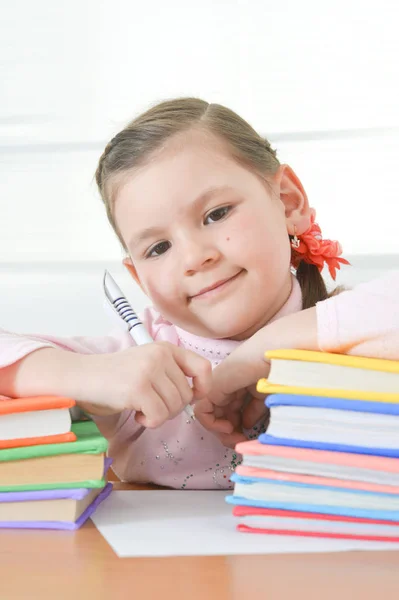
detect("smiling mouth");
top-left (189, 270), bottom-right (244, 301)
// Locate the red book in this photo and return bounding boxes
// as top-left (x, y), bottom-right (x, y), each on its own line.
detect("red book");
top-left (233, 506), bottom-right (399, 542)
top-left (0, 396), bottom-right (76, 448)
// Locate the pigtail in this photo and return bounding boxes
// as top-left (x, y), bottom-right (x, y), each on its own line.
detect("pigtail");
top-left (295, 260), bottom-right (346, 309)
top-left (296, 261), bottom-right (328, 309)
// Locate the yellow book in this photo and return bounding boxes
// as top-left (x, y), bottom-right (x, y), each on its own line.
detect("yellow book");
top-left (257, 349), bottom-right (399, 403)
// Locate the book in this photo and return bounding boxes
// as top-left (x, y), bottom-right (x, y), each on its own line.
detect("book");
top-left (0, 396), bottom-right (76, 448)
top-left (260, 394), bottom-right (399, 451)
top-left (0, 432), bottom-right (77, 451)
top-left (257, 350), bottom-right (399, 401)
top-left (0, 482), bottom-right (113, 530)
top-left (235, 440), bottom-right (399, 486)
top-left (258, 434), bottom-right (399, 458)
top-left (232, 506), bottom-right (399, 542)
top-left (0, 420), bottom-right (108, 491)
top-left (227, 474), bottom-right (399, 521)
top-left (0, 456), bottom-right (112, 493)
top-left (236, 465), bottom-right (399, 495)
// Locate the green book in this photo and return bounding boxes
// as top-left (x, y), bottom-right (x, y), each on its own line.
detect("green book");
top-left (0, 420), bottom-right (108, 462)
top-left (0, 421), bottom-right (110, 493)
top-left (0, 475), bottom-right (108, 493)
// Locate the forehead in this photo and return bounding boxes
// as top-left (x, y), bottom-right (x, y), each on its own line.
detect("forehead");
top-left (114, 131), bottom-right (256, 211)
top-left (119, 134), bottom-right (242, 199)
top-left (112, 130), bottom-right (266, 248)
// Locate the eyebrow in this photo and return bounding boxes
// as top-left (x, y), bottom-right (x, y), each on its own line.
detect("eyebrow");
top-left (128, 185), bottom-right (234, 248)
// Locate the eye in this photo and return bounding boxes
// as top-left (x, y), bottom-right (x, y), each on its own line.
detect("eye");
top-left (146, 240), bottom-right (171, 258)
top-left (204, 205), bottom-right (231, 224)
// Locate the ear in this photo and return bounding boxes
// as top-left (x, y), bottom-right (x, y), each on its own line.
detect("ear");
top-left (273, 164), bottom-right (313, 235)
top-left (122, 257), bottom-right (145, 291)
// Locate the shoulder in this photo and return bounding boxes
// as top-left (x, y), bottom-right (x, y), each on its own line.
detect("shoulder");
top-left (316, 270), bottom-right (399, 352)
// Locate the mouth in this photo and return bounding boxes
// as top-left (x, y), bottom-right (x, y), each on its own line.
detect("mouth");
top-left (189, 270), bottom-right (244, 301)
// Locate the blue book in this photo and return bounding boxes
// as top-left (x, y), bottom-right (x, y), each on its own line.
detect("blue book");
top-left (258, 434), bottom-right (399, 458)
top-left (226, 473), bottom-right (399, 522)
top-left (258, 394), bottom-right (399, 457)
top-left (266, 394), bottom-right (399, 415)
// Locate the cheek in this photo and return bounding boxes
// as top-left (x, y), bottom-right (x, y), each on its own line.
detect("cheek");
top-left (227, 212), bottom-right (291, 267)
top-left (139, 263), bottom-right (180, 305)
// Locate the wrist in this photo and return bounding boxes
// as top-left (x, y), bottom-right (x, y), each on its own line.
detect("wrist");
top-left (253, 307), bottom-right (319, 356)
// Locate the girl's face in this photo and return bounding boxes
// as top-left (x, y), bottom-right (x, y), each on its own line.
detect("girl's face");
top-left (113, 131), bottom-right (309, 340)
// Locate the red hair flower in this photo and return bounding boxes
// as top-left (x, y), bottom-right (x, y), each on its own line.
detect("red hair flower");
top-left (291, 211), bottom-right (350, 280)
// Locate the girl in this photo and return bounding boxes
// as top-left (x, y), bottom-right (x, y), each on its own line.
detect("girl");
top-left (0, 98), bottom-right (398, 489)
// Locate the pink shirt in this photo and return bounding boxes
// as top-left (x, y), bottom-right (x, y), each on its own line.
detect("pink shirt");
top-left (0, 272), bottom-right (398, 489)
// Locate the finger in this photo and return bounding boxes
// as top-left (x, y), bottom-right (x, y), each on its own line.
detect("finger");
top-left (229, 390), bottom-right (248, 412)
top-left (242, 397), bottom-right (269, 429)
top-left (134, 386), bottom-right (169, 428)
top-left (164, 358), bottom-right (194, 408)
top-left (169, 345), bottom-right (212, 399)
top-left (194, 399), bottom-right (234, 434)
top-left (217, 431), bottom-right (247, 449)
top-left (195, 411), bottom-right (234, 434)
top-left (198, 415), bottom-right (234, 434)
top-left (152, 375), bottom-right (186, 419)
top-left (225, 406), bottom-right (243, 432)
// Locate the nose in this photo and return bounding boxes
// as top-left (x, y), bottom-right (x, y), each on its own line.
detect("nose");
top-left (180, 234), bottom-right (221, 275)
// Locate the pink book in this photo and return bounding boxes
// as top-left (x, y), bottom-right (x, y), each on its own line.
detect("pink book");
top-left (236, 465), bottom-right (399, 495)
top-left (235, 440), bottom-right (399, 486)
top-left (236, 440), bottom-right (399, 472)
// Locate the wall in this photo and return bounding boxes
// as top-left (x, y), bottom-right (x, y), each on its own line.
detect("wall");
top-left (1, 1), bottom-right (398, 334)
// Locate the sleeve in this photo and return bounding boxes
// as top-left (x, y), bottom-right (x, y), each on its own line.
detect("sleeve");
top-left (0, 304), bottom-right (179, 370)
top-left (316, 270), bottom-right (399, 359)
top-left (0, 327), bottom-right (135, 370)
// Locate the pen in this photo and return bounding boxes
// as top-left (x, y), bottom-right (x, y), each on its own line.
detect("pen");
top-left (103, 270), bottom-right (196, 422)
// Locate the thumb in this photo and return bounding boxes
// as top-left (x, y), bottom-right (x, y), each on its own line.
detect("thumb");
top-left (169, 344), bottom-right (212, 400)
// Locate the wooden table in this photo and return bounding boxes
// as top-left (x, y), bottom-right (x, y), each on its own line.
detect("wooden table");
top-left (2, 482), bottom-right (399, 600)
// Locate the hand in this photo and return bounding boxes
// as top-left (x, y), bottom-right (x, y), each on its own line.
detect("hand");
top-left (195, 385), bottom-right (269, 448)
top-left (194, 390), bottom-right (248, 448)
top-left (64, 342), bottom-right (212, 428)
top-left (194, 340), bottom-right (271, 447)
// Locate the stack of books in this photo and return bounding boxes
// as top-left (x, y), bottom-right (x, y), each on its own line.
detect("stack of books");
top-left (0, 395), bottom-right (112, 530)
top-left (227, 350), bottom-right (399, 543)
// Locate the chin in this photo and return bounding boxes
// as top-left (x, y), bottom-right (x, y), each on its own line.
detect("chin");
top-left (202, 317), bottom-right (256, 341)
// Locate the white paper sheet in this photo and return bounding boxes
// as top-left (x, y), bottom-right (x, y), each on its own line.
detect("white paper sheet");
top-left (91, 490), bottom-right (399, 558)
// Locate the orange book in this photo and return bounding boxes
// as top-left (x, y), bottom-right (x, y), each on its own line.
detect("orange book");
top-left (0, 396), bottom-right (76, 448)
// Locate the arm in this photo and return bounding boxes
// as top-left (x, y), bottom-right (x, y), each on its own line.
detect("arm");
top-left (317, 270), bottom-right (399, 358)
top-left (0, 327), bottom-right (135, 415)
top-left (205, 306), bottom-right (319, 408)
top-left (0, 327), bottom-right (212, 429)
top-left (196, 271), bottom-right (399, 444)
top-left (212, 270), bottom-right (399, 397)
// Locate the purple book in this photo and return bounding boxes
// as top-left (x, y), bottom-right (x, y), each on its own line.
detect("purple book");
top-left (0, 457), bottom-right (113, 530)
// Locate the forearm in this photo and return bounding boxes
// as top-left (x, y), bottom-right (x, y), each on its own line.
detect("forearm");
top-left (257, 306), bottom-right (319, 354)
top-left (0, 347), bottom-right (83, 399)
top-left (214, 307), bottom-right (319, 392)
top-left (0, 348), bottom-right (119, 416)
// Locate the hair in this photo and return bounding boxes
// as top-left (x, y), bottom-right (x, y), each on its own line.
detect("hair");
top-left (95, 97), bottom-right (331, 310)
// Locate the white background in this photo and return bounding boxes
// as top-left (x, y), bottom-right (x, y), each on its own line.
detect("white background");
top-left (1, 0), bottom-right (399, 334)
